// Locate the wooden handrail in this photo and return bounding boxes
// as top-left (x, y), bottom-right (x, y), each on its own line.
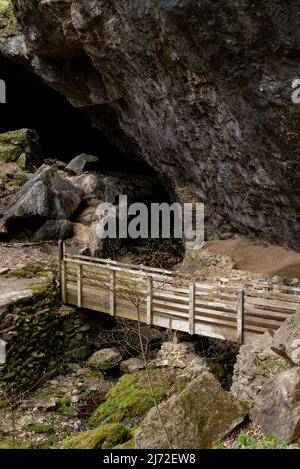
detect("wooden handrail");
top-left (59, 244), bottom-right (298, 344)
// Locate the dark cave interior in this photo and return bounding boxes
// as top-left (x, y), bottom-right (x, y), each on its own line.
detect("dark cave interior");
top-left (0, 54), bottom-right (152, 175)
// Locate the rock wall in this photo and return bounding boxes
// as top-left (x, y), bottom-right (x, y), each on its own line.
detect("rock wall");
top-left (1, 1), bottom-right (300, 248)
top-left (0, 281), bottom-right (91, 396)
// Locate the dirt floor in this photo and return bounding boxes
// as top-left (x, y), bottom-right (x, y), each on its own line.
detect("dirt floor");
top-left (204, 236), bottom-right (300, 279)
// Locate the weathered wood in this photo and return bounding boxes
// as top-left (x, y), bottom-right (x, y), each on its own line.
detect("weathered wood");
top-left (189, 282), bottom-right (195, 335)
top-left (64, 253), bottom-right (189, 278)
top-left (110, 271), bottom-right (116, 317)
top-left (62, 253), bottom-right (300, 345)
top-left (77, 264), bottom-right (82, 308)
top-left (146, 277), bottom-right (153, 325)
top-left (59, 241), bottom-right (67, 304)
top-left (237, 290), bottom-right (245, 343)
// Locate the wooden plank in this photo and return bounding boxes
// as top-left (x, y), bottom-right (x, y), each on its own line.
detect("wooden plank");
top-left (61, 251), bottom-right (67, 305)
top-left (58, 240), bottom-right (65, 303)
top-left (64, 258), bottom-right (189, 287)
top-left (64, 253), bottom-right (189, 278)
top-left (189, 282), bottom-right (195, 335)
top-left (146, 277), bottom-right (153, 326)
top-left (237, 291), bottom-right (245, 344)
top-left (77, 264), bottom-right (82, 308)
top-left (110, 271), bottom-right (116, 316)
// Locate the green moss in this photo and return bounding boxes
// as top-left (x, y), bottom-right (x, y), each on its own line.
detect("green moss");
top-left (0, 439), bottom-right (31, 449)
top-left (25, 423), bottom-right (53, 434)
top-left (0, 129), bottom-right (42, 169)
top-left (0, 2), bottom-right (10, 12)
top-left (56, 397), bottom-right (74, 415)
top-left (60, 424), bottom-right (131, 449)
top-left (90, 370), bottom-right (103, 378)
top-left (9, 263), bottom-right (45, 279)
top-left (0, 399), bottom-right (8, 409)
top-left (89, 369), bottom-right (175, 427)
top-left (26, 283), bottom-right (49, 295)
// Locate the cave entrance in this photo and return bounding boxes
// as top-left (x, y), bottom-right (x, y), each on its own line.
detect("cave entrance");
top-left (0, 54), bottom-right (148, 173)
top-left (0, 55), bottom-right (184, 268)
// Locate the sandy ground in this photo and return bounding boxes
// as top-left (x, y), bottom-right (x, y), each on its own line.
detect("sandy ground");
top-left (204, 236), bottom-right (300, 279)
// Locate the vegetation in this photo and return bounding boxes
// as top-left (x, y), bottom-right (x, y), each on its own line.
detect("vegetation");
top-left (0, 1), bottom-right (9, 12)
top-left (214, 432), bottom-right (289, 450)
top-left (89, 369), bottom-right (175, 428)
top-left (60, 424), bottom-right (131, 449)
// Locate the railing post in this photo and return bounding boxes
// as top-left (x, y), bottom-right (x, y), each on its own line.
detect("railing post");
top-left (77, 264), bottom-right (82, 308)
top-left (237, 290), bottom-right (245, 344)
top-left (146, 277), bottom-right (153, 325)
top-left (59, 240), bottom-right (66, 303)
top-left (189, 282), bottom-right (195, 335)
top-left (110, 270), bottom-right (116, 316)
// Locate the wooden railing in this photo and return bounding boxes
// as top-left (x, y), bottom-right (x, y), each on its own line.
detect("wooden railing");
top-left (59, 244), bottom-right (300, 344)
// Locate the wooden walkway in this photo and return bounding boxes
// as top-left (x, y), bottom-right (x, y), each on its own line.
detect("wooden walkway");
top-left (59, 245), bottom-right (300, 344)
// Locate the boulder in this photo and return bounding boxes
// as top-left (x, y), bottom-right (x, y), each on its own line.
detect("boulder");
top-left (254, 367), bottom-right (300, 442)
top-left (70, 223), bottom-right (90, 245)
top-left (44, 159), bottom-right (67, 170)
top-left (65, 153), bottom-right (99, 175)
top-left (32, 219), bottom-right (73, 242)
top-left (89, 220), bottom-right (122, 258)
top-left (231, 331), bottom-right (290, 408)
top-left (86, 348), bottom-right (122, 371)
top-left (155, 341), bottom-right (199, 368)
top-left (0, 129), bottom-right (42, 169)
top-left (69, 173), bottom-right (105, 200)
top-left (4, 165), bottom-right (82, 222)
top-left (271, 312), bottom-right (300, 365)
top-left (120, 357), bottom-right (145, 373)
top-left (75, 205), bottom-right (97, 226)
top-left (135, 372), bottom-right (248, 449)
top-left (60, 424), bottom-right (131, 449)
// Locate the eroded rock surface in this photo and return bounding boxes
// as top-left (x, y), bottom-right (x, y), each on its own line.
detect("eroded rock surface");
top-left (135, 371), bottom-right (247, 449)
top-left (271, 312), bottom-right (300, 365)
top-left (4, 165), bottom-right (82, 222)
top-left (86, 348), bottom-right (122, 371)
top-left (231, 332), bottom-right (292, 410)
top-left (2, 1), bottom-right (300, 248)
top-left (254, 367), bottom-right (300, 443)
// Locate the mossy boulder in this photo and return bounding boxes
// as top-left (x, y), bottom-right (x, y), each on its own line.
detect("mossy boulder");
top-left (89, 369), bottom-right (176, 427)
top-left (0, 129), bottom-right (42, 169)
top-left (24, 423), bottom-right (53, 434)
top-left (135, 372), bottom-right (248, 449)
top-left (60, 424), bottom-right (131, 449)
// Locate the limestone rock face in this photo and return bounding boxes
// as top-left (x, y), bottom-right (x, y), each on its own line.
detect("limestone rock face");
top-left (135, 372), bottom-right (247, 449)
top-left (231, 332), bottom-right (291, 408)
top-left (254, 367), bottom-right (300, 442)
top-left (4, 165), bottom-right (82, 222)
top-left (3, 1), bottom-right (300, 248)
top-left (86, 348), bottom-right (122, 371)
top-left (271, 312), bottom-right (300, 365)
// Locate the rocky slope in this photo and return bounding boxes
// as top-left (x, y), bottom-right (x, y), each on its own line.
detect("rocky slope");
top-left (1, 1), bottom-right (300, 249)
